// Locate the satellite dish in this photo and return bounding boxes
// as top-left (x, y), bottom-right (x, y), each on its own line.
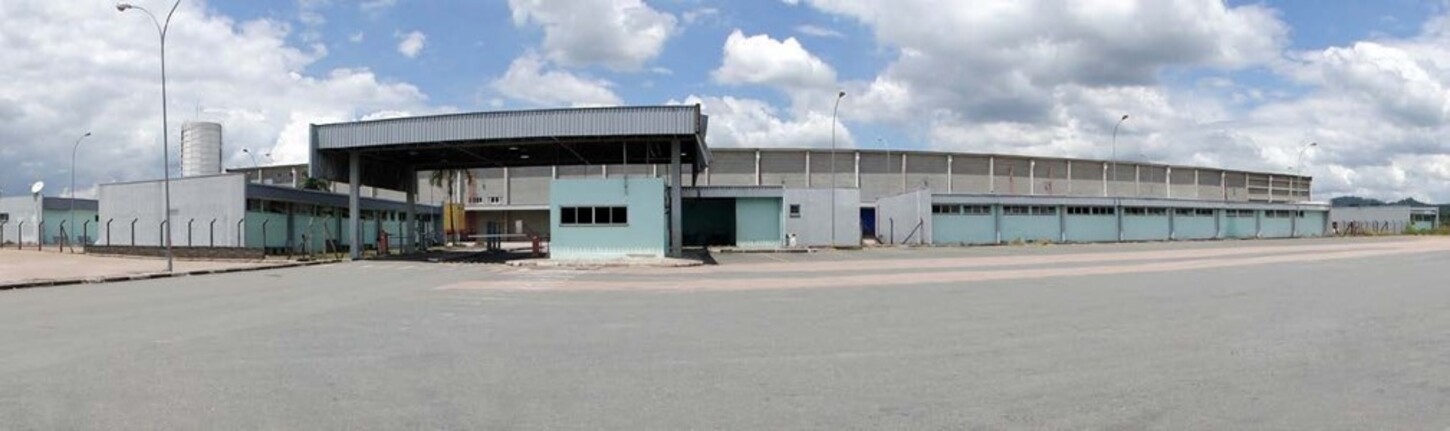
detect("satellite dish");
top-left (30, 181), bottom-right (44, 195)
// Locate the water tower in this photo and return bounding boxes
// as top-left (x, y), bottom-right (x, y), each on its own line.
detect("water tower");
top-left (180, 121), bottom-right (223, 177)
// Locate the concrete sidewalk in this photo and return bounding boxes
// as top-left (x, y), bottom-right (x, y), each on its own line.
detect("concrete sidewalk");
top-left (0, 250), bottom-right (310, 289)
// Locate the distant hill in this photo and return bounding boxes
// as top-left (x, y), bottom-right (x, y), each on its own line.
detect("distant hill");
top-left (1330, 196), bottom-right (1386, 207)
top-left (1391, 198), bottom-right (1432, 207)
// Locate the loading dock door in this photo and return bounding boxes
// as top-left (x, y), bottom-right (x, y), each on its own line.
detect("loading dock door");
top-left (682, 199), bottom-right (736, 247)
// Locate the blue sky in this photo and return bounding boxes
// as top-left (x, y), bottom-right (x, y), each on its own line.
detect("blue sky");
top-left (5, 0), bottom-right (1450, 202)
top-left (199, 0), bottom-right (1439, 112)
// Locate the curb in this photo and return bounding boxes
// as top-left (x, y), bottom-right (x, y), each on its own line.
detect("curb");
top-left (0, 260), bottom-right (340, 291)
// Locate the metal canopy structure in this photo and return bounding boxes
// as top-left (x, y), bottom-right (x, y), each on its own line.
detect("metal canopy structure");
top-left (311, 105), bottom-right (709, 191)
top-left (308, 105), bottom-right (710, 260)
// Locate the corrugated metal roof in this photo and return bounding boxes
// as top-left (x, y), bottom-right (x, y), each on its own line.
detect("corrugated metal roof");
top-left (315, 106), bottom-right (705, 150)
top-left (245, 184), bottom-right (441, 213)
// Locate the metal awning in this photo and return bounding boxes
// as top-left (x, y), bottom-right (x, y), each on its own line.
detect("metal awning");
top-left (310, 105), bottom-right (709, 191)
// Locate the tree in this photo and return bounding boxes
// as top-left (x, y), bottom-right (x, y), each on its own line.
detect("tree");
top-left (428, 169), bottom-right (476, 243)
top-left (299, 176), bottom-right (331, 191)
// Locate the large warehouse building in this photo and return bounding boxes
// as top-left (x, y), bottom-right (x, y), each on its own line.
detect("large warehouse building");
top-left (295, 105), bottom-right (1339, 261)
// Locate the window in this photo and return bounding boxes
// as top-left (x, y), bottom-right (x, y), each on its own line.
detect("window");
top-left (789, 204), bottom-right (802, 218)
top-left (1124, 207), bottom-right (1167, 216)
top-left (488, 196), bottom-right (502, 204)
top-left (933, 204), bottom-right (991, 215)
top-left (1225, 209), bottom-right (1254, 218)
top-left (1067, 206), bottom-right (1114, 216)
top-left (1196, 209), bottom-right (1215, 217)
top-left (1004, 205), bottom-right (1056, 216)
top-left (1, 213), bottom-right (10, 223)
top-left (1174, 208), bottom-right (1195, 216)
top-left (561, 206), bottom-right (628, 226)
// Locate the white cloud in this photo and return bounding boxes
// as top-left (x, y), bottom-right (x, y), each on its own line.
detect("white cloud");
top-left (491, 54), bottom-right (622, 107)
top-left (794, 24), bottom-right (844, 39)
top-left (0, 0), bottom-right (439, 196)
top-left (672, 95), bottom-right (852, 149)
top-left (396, 30), bottom-right (426, 58)
top-left (683, 8), bottom-right (719, 26)
top-left (507, 0), bottom-right (677, 71)
top-left (713, 30), bottom-right (837, 90)
top-left (348, 32), bottom-right (364, 43)
top-left (360, 0), bottom-right (398, 16)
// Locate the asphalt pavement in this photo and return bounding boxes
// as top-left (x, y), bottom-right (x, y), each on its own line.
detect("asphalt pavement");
top-left (1, 237), bottom-right (1448, 429)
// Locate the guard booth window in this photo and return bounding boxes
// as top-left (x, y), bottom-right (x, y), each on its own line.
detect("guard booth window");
top-left (561, 206), bottom-right (628, 226)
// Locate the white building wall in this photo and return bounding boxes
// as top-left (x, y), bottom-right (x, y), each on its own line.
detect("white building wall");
top-left (98, 174), bottom-right (247, 247)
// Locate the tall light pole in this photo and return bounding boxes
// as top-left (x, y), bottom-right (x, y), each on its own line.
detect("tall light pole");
top-left (1110, 114), bottom-right (1129, 192)
top-left (830, 90), bottom-right (846, 247)
top-left (242, 148), bottom-right (261, 182)
top-left (70, 132), bottom-right (92, 249)
top-left (1294, 142), bottom-right (1318, 202)
top-left (119, 0), bottom-right (181, 272)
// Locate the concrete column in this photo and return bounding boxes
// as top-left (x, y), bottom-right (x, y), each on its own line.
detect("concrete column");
top-left (601, 165), bottom-right (608, 178)
top-left (1268, 174), bottom-right (1275, 203)
top-left (993, 204), bottom-right (1002, 244)
top-left (406, 167), bottom-right (418, 253)
top-left (1134, 165), bottom-right (1141, 196)
top-left (1102, 162), bottom-right (1109, 197)
top-left (988, 156), bottom-right (996, 194)
top-left (1221, 171), bottom-right (1227, 200)
top-left (1116, 199), bottom-right (1124, 242)
top-left (1029, 160), bottom-right (1037, 196)
top-left (854, 152), bottom-right (861, 188)
top-left (1066, 161), bottom-right (1072, 195)
top-left (804, 151), bottom-right (812, 188)
top-left (670, 140), bottom-right (683, 257)
top-left (1169, 207), bottom-right (1176, 240)
top-left (946, 155), bottom-right (954, 193)
top-left (503, 167), bottom-right (511, 205)
top-left (348, 151), bottom-right (361, 260)
top-left (901, 153), bottom-right (908, 192)
top-left (1194, 169), bottom-right (1201, 199)
top-left (754, 150), bottom-right (762, 186)
top-left (1166, 167), bottom-right (1173, 199)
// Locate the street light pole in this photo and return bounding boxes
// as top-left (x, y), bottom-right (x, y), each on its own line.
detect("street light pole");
top-left (119, 0), bottom-right (182, 272)
top-left (1294, 142), bottom-right (1318, 202)
top-left (70, 132), bottom-right (92, 250)
top-left (1110, 114), bottom-right (1129, 193)
top-left (242, 148), bottom-right (260, 182)
top-left (830, 90), bottom-right (845, 248)
top-left (1292, 141), bottom-right (1318, 237)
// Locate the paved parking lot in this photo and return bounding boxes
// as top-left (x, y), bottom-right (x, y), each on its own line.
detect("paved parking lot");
top-left (2, 237), bottom-right (1449, 429)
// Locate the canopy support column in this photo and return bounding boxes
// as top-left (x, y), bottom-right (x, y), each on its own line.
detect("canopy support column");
top-left (670, 139), bottom-right (683, 258)
top-left (348, 151), bottom-right (362, 260)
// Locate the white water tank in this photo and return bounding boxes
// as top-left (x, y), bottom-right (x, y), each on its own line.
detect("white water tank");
top-left (180, 121), bottom-right (223, 177)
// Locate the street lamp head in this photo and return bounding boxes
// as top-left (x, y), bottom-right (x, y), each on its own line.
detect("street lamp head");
top-left (1120, 114), bottom-right (1130, 121)
top-left (83, 132), bottom-right (92, 137)
top-left (1309, 142), bottom-right (1318, 147)
top-left (241, 148), bottom-right (250, 153)
top-left (116, 3), bottom-right (134, 12)
top-left (837, 91), bottom-right (846, 99)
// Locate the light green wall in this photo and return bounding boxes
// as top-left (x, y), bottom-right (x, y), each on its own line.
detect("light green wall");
top-left (933, 214), bottom-right (996, 245)
top-left (244, 211), bottom-right (290, 249)
top-left (1174, 214), bottom-right (1217, 240)
top-left (1223, 214), bottom-right (1257, 238)
top-left (550, 178), bottom-right (667, 260)
top-left (1001, 214), bottom-right (1059, 243)
top-left (1261, 217), bottom-right (1293, 238)
top-left (1064, 215), bottom-right (1116, 243)
top-left (41, 209), bottom-right (98, 245)
top-left (1123, 215), bottom-right (1170, 241)
top-left (1297, 211), bottom-right (1327, 237)
top-left (735, 198), bottom-right (782, 249)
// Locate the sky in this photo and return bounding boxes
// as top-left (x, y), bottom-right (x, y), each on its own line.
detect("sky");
top-left (3, 0), bottom-right (1450, 202)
